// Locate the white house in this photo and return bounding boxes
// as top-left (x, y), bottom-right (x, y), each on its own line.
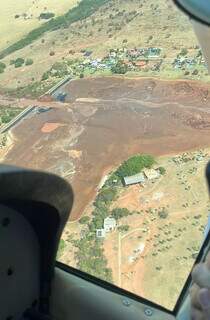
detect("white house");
top-left (143, 169), bottom-right (160, 180)
top-left (104, 217), bottom-right (117, 232)
top-left (96, 229), bottom-right (106, 238)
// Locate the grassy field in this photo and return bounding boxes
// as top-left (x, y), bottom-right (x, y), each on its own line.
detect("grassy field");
top-left (0, 0), bottom-right (202, 91)
top-left (104, 150), bottom-right (210, 309)
top-left (0, 0), bottom-right (80, 51)
top-left (61, 149), bottom-right (210, 310)
top-left (0, 106), bottom-right (22, 125)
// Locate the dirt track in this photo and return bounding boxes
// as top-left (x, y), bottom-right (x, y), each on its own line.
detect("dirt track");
top-left (3, 76), bottom-right (210, 220)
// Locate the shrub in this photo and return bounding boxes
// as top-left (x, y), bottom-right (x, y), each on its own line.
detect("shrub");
top-left (25, 58), bottom-right (34, 66)
top-left (192, 69), bottom-right (199, 76)
top-left (180, 48), bottom-right (188, 56)
top-left (0, 62), bottom-right (6, 73)
top-left (97, 187), bottom-right (117, 204)
top-left (0, 62), bottom-right (6, 69)
top-left (50, 62), bottom-right (69, 78)
top-left (39, 12), bottom-right (55, 20)
top-left (118, 225), bottom-right (130, 232)
top-left (14, 58), bottom-right (25, 68)
top-left (158, 210), bottom-right (168, 219)
top-left (159, 167), bottom-right (166, 175)
top-left (49, 51), bottom-right (55, 56)
top-left (41, 72), bottom-right (49, 81)
top-left (116, 154), bottom-right (155, 178)
top-left (111, 61), bottom-right (128, 74)
top-left (111, 208), bottom-right (130, 220)
top-left (79, 216), bottom-right (90, 224)
top-left (80, 73), bottom-right (84, 78)
top-left (57, 239), bottom-right (66, 258)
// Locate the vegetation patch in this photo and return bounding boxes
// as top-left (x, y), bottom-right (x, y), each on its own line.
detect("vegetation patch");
top-left (116, 154), bottom-right (155, 178)
top-left (0, 0), bottom-right (109, 59)
top-left (0, 62), bottom-right (6, 73)
top-left (0, 106), bottom-right (22, 125)
top-left (57, 239), bottom-right (66, 259)
top-left (73, 153), bottom-right (155, 283)
top-left (25, 58), bottom-right (34, 66)
top-left (39, 12), bottom-right (55, 20)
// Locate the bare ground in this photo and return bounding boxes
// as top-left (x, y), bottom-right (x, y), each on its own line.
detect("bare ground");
top-left (2, 76), bottom-right (210, 220)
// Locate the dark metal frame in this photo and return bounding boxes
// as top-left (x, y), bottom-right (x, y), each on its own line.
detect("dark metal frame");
top-left (173, 0), bottom-right (210, 27)
top-left (56, 225), bottom-right (210, 318)
top-left (56, 261), bottom-right (174, 315)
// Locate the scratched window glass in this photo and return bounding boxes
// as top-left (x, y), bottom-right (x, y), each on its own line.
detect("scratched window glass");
top-left (1, 0), bottom-right (210, 311)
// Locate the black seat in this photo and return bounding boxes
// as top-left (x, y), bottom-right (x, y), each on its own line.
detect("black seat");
top-left (0, 165), bottom-right (73, 320)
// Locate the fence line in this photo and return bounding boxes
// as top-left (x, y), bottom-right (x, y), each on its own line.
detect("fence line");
top-left (0, 105), bottom-right (36, 134)
top-left (41, 75), bottom-right (72, 97)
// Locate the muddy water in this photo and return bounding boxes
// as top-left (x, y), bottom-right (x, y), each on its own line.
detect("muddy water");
top-left (61, 77), bottom-right (210, 220)
top-left (3, 77), bottom-right (210, 220)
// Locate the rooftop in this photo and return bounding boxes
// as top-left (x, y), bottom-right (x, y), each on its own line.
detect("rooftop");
top-left (124, 173), bottom-right (145, 186)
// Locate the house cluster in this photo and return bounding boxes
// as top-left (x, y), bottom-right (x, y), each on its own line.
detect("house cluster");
top-left (76, 47), bottom-right (162, 73)
top-left (172, 54), bottom-right (205, 70)
top-left (173, 57), bottom-right (197, 69)
top-left (172, 150), bottom-right (208, 165)
top-left (96, 217), bottom-right (117, 239)
top-left (126, 47), bottom-right (162, 59)
top-left (123, 168), bottom-right (161, 187)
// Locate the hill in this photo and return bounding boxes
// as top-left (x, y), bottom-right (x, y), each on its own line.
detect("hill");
top-left (0, 0), bottom-right (205, 94)
top-left (0, 0), bottom-right (80, 52)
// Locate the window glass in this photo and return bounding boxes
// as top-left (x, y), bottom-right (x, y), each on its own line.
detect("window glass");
top-left (1, 0), bottom-right (210, 311)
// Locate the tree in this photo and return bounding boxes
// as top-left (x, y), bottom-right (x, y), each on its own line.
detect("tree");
top-left (180, 48), bottom-right (188, 56)
top-left (158, 210), bottom-right (168, 219)
top-left (79, 216), bottom-right (90, 224)
top-left (14, 58), bottom-right (25, 68)
top-left (41, 72), bottom-right (49, 81)
top-left (192, 69), bottom-right (199, 76)
top-left (39, 12), bottom-right (55, 20)
top-left (159, 167), bottom-right (166, 175)
top-left (0, 62), bottom-right (6, 73)
top-left (25, 58), bottom-right (34, 66)
top-left (112, 208), bottom-right (130, 220)
top-left (97, 187), bottom-right (117, 204)
top-left (116, 154), bottom-right (155, 178)
top-left (80, 73), bottom-right (84, 78)
top-left (111, 61), bottom-right (128, 74)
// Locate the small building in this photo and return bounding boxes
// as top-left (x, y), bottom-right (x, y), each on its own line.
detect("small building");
top-left (36, 107), bottom-right (52, 114)
top-left (55, 92), bottom-right (67, 102)
top-left (123, 173), bottom-right (145, 186)
top-left (148, 47), bottom-right (161, 57)
top-left (96, 229), bottom-right (106, 238)
top-left (84, 50), bottom-right (93, 57)
top-left (196, 155), bottom-right (204, 162)
top-left (143, 169), bottom-right (160, 180)
top-left (135, 61), bottom-right (147, 68)
top-left (104, 217), bottom-right (117, 232)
